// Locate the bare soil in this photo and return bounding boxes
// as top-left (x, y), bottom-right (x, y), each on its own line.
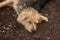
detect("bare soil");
top-left (0, 0), bottom-right (60, 40)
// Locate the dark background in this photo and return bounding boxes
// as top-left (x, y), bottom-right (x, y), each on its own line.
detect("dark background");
top-left (0, 0), bottom-right (60, 40)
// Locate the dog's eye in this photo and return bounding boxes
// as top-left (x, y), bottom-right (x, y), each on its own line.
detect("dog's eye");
top-left (23, 17), bottom-right (28, 20)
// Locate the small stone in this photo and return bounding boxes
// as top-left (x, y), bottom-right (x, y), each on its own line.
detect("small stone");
top-left (2, 30), bottom-right (5, 32)
top-left (6, 27), bottom-right (10, 30)
top-left (3, 26), bottom-right (6, 29)
top-left (45, 14), bottom-right (48, 16)
top-left (16, 31), bottom-right (19, 34)
top-left (9, 24), bottom-right (12, 27)
top-left (46, 36), bottom-right (50, 40)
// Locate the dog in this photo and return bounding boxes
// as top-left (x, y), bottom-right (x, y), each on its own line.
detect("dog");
top-left (17, 7), bottom-right (48, 32)
top-left (0, 0), bottom-right (49, 32)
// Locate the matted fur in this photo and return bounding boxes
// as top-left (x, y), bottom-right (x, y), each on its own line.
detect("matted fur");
top-left (17, 7), bottom-right (48, 32)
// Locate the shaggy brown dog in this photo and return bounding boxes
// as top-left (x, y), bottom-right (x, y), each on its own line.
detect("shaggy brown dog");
top-left (17, 7), bottom-right (48, 32)
top-left (0, 0), bottom-right (49, 32)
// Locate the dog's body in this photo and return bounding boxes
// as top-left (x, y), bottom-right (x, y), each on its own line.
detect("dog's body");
top-left (0, 0), bottom-right (49, 32)
top-left (0, 0), bottom-right (37, 14)
top-left (0, 0), bottom-right (50, 14)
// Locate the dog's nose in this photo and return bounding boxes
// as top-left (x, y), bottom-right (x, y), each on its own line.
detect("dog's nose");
top-left (27, 26), bottom-right (37, 32)
top-left (24, 23), bottom-right (37, 32)
top-left (29, 23), bottom-right (37, 32)
top-left (31, 28), bottom-right (36, 32)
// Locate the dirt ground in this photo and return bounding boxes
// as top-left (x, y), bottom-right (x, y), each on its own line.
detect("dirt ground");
top-left (0, 0), bottom-right (60, 40)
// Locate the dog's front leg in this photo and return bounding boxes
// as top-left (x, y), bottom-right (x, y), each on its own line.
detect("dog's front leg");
top-left (0, 0), bottom-right (12, 8)
top-left (13, 0), bottom-right (22, 14)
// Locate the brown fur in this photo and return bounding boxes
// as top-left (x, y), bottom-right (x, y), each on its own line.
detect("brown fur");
top-left (17, 7), bottom-right (48, 32)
